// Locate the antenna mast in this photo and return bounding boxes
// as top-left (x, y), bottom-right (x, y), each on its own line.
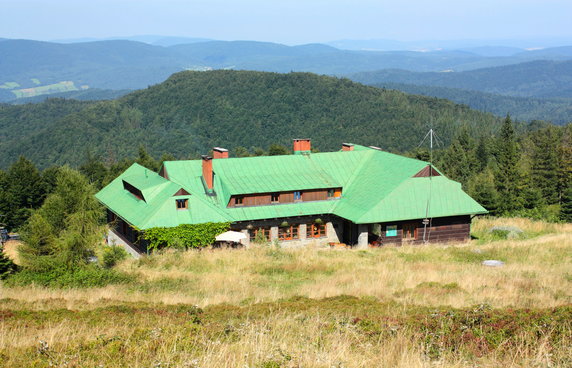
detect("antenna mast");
top-left (420, 127), bottom-right (441, 244)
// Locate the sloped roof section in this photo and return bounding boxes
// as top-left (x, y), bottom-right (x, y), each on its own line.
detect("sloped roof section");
top-left (96, 145), bottom-right (487, 229)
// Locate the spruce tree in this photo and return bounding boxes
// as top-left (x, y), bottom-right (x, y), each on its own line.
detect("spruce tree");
top-left (444, 127), bottom-right (478, 189)
top-left (5, 156), bottom-right (45, 229)
top-left (0, 251), bottom-right (17, 280)
top-left (531, 127), bottom-right (560, 205)
top-left (18, 167), bottom-right (104, 271)
top-left (561, 184), bottom-right (572, 223)
top-left (495, 115), bottom-right (523, 214)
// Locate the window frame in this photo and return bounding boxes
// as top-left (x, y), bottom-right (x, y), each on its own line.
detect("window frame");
top-left (235, 195), bottom-right (244, 206)
top-left (293, 191), bottom-right (302, 201)
top-left (307, 223), bottom-right (327, 238)
top-left (176, 198), bottom-right (188, 210)
top-left (271, 192), bottom-right (280, 204)
top-left (278, 224), bottom-right (299, 241)
top-left (249, 227), bottom-right (271, 242)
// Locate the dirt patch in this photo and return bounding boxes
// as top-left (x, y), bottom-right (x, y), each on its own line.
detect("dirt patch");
top-left (3, 240), bottom-right (21, 265)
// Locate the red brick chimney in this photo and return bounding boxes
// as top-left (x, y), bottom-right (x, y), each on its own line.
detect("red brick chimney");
top-left (293, 139), bottom-right (311, 154)
top-left (202, 155), bottom-right (213, 190)
top-left (342, 143), bottom-right (354, 151)
top-left (213, 147), bottom-right (228, 159)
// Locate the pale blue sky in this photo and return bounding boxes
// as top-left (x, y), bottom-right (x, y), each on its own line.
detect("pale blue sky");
top-left (2, 0), bottom-right (571, 45)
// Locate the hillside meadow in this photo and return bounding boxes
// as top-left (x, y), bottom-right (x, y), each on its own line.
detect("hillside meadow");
top-left (1, 217), bottom-right (571, 367)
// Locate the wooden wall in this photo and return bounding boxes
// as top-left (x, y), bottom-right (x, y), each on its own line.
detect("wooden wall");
top-left (376, 215), bottom-right (471, 245)
top-left (227, 188), bottom-right (340, 208)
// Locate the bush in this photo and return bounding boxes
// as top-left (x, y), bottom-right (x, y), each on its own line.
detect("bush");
top-left (143, 222), bottom-right (230, 251)
top-left (0, 251), bottom-right (18, 279)
top-left (4, 265), bottom-right (133, 288)
top-left (102, 245), bottom-right (129, 268)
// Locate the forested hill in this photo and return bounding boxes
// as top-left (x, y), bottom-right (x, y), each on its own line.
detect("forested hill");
top-left (375, 82), bottom-right (572, 125)
top-left (349, 60), bottom-right (572, 99)
top-left (0, 70), bottom-right (505, 168)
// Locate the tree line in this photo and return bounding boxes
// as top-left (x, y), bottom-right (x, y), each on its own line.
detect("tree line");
top-left (422, 116), bottom-right (572, 222)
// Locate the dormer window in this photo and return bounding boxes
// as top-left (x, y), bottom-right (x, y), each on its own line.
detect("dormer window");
top-left (123, 180), bottom-right (145, 201)
top-left (176, 199), bottom-right (188, 210)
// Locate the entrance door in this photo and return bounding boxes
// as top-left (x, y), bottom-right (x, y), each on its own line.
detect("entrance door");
top-left (343, 221), bottom-right (358, 245)
top-left (402, 223), bottom-right (417, 241)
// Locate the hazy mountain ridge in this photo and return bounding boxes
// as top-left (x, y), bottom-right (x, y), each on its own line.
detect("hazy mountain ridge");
top-left (3, 38), bottom-right (572, 103)
top-left (349, 60), bottom-right (572, 99)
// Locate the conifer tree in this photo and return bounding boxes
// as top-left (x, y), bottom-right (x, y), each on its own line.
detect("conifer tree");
top-left (136, 145), bottom-right (159, 171)
top-left (0, 251), bottom-right (17, 280)
top-left (494, 115), bottom-right (523, 214)
top-left (531, 127), bottom-right (560, 204)
top-left (18, 167), bottom-right (104, 271)
top-left (79, 151), bottom-right (108, 189)
top-left (5, 156), bottom-right (45, 229)
top-left (443, 127), bottom-right (478, 189)
top-left (468, 168), bottom-right (499, 215)
top-left (561, 184), bottom-right (572, 222)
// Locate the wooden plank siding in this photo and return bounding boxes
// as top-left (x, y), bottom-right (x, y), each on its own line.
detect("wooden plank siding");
top-left (302, 189), bottom-right (328, 202)
top-left (377, 215), bottom-right (471, 245)
top-left (228, 188), bottom-right (340, 208)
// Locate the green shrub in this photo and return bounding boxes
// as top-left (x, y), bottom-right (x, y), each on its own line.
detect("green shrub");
top-left (4, 265), bottom-right (133, 288)
top-left (102, 245), bottom-right (129, 268)
top-left (143, 222), bottom-right (230, 251)
top-left (0, 251), bottom-right (18, 279)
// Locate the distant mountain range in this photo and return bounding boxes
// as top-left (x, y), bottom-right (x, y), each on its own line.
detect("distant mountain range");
top-left (372, 82), bottom-right (572, 125)
top-left (348, 60), bottom-right (572, 98)
top-left (2, 38), bottom-right (572, 102)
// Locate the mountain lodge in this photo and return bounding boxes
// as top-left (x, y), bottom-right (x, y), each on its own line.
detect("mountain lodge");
top-left (95, 140), bottom-right (487, 253)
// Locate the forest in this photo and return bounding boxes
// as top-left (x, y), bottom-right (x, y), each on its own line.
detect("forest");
top-left (1, 115), bottom-right (570, 235)
top-left (0, 70), bottom-right (527, 168)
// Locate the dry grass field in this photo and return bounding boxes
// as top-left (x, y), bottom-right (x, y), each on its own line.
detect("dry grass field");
top-left (1, 217), bottom-right (571, 367)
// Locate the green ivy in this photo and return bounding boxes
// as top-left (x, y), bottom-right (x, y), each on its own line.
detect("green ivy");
top-left (143, 222), bottom-right (230, 251)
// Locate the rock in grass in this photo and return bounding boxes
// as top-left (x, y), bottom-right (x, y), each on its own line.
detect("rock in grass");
top-left (482, 260), bottom-right (505, 267)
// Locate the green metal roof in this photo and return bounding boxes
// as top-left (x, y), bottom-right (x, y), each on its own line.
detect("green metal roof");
top-left (95, 145), bottom-right (487, 229)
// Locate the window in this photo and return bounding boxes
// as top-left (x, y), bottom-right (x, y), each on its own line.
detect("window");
top-left (403, 223), bottom-right (416, 241)
top-left (293, 191), bottom-right (302, 201)
top-left (327, 189), bottom-right (335, 199)
top-left (176, 199), bottom-right (188, 210)
top-left (279, 224), bottom-right (299, 241)
top-left (307, 223), bottom-right (326, 238)
top-left (271, 193), bottom-right (280, 204)
top-left (235, 196), bottom-right (244, 206)
top-left (249, 227), bottom-right (270, 243)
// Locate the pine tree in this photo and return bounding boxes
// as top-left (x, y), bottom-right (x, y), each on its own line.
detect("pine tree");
top-left (79, 151), bottom-right (108, 189)
top-left (475, 136), bottom-right (489, 171)
top-left (468, 168), bottom-right (499, 215)
top-left (561, 184), bottom-right (572, 223)
top-left (443, 127), bottom-right (478, 189)
top-left (495, 115), bottom-right (523, 214)
top-left (0, 251), bottom-right (17, 280)
top-left (18, 167), bottom-right (104, 271)
top-left (5, 156), bottom-right (45, 229)
top-left (136, 145), bottom-right (159, 171)
top-left (530, 127), bottom-right (560, 204)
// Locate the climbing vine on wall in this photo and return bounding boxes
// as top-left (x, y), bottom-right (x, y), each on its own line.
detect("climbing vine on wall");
top-left (143, 222), bottom-right (230, 251)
